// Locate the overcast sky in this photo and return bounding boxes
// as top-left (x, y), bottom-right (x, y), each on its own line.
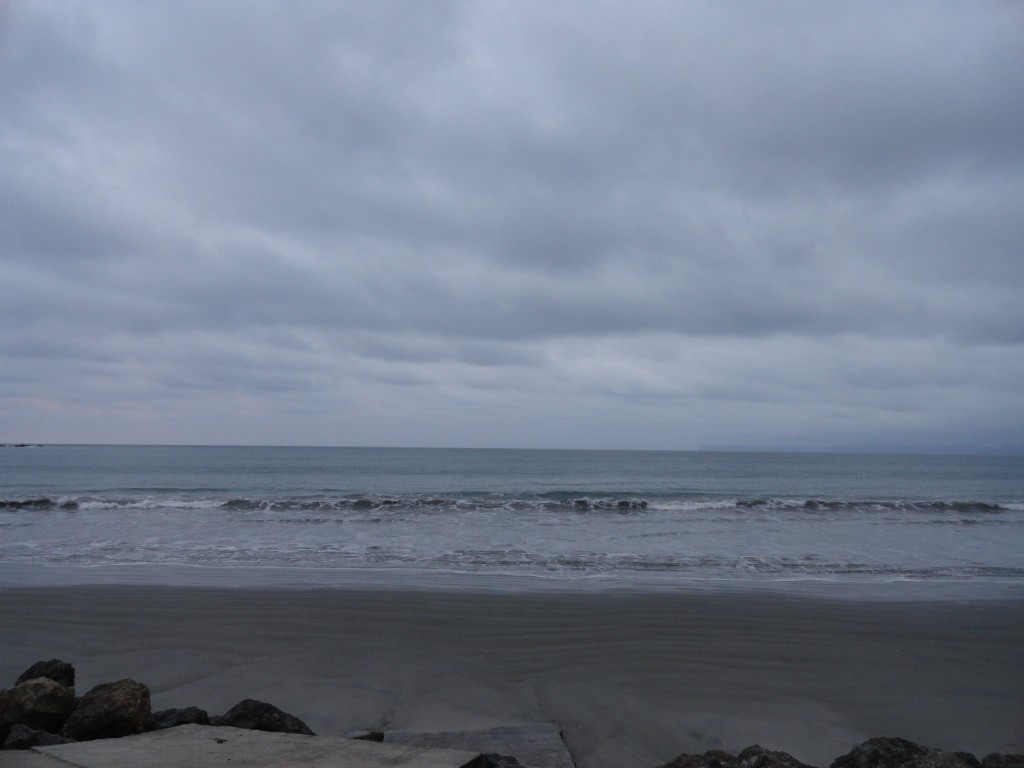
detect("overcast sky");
top-left (1, 1), bottom-right (1022, 452)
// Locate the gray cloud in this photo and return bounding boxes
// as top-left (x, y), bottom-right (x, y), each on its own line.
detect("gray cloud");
top-left (1, 0), bottom-right (1021, 451)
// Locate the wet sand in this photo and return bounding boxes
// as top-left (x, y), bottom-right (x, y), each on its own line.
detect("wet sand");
top-left (1, 586), bottom-right (1021, 768)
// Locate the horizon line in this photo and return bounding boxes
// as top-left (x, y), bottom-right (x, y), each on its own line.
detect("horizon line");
top-left (3, 442), bottom-right (1023, 458)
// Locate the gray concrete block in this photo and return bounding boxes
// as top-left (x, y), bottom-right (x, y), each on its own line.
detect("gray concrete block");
top-left (28, 724), bottom-right (482, 768)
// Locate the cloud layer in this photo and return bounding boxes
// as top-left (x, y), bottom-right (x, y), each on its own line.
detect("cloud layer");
top-left (2, 1), bottom-right (1022, 451)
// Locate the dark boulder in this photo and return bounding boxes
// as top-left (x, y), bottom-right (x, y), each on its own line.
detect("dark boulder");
top-left (347, 730), bottom-right (385, 742)
top-left (0, 677), bottom-right (77, 732)
top-left (15, 659), bottom-right (76, 688)
top-left (60, 679), bottom-right (151, 741)
top-left (461, 754), bottom-right (525, 768)
top-left (661, 748), bottom-right (819, 768)
top-left (3, 724), bottom-right (76, 750)
top-left (738, 745), bottom-right (818, 768)
top-left (211, 699), bottom-right (314, 735)
top-left (831, 738), bottom-right (979, 768)
top-left (659, 750), bottom-right (739, 768)
top-left (152, 706), bottom-right (210, 729)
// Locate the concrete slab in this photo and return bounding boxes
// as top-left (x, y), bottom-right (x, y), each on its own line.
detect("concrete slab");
top-left (385, 724), bottom-right (575, 768)
top-left (0, 752), bottom-right (77, 768)
top-left (22, 725), bottom-right (483, 768)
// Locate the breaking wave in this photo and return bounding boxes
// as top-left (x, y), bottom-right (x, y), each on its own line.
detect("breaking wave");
top-left (736, 499), bottom-right (1007, 514)
top-left (0, 494), bottom-right (1013, 516)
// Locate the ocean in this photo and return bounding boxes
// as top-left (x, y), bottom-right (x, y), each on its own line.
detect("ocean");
top-left (1, 445), bottom-right (1022, 597)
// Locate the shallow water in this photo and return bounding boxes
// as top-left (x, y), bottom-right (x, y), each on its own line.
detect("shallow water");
top-left (2, 445), bottom-right (1022, 596)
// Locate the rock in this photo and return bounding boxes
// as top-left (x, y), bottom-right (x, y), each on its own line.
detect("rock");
top-left (659, 749), bottom-right (739, 768)
top-left (2, 723), bottom-right (76, 750)
top-left (0, 677), bottom-right (77, 732)
top-left (346, 730), bottom-right (385, 742)
top-left (831, 737), bottom-right (979, 768)
top-left (152, 706), bottom-right (210, 729)
top-left (211, 699), bottom-right (314, 735)
top-left (15, 659), bottom-right (76, 688)
top-left (983, 758), bottom-right (1024, 768)
top-left (661, 748), bottom-right (819, 768)
top-left (60, 679), bottom-right (152, 741)
top-left (738, 745), bottom-right (818, 768)
top-left (462, 754), bottom-right (525, 768)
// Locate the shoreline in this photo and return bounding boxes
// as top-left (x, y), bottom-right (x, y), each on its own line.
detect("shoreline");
top-left (3, 562), bottom-right (1023, 602)
top-left (2, 585), bottom-right (1022, 768)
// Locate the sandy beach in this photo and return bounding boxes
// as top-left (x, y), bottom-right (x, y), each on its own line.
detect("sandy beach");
top-left (1, 586), bottom-right (1021, 768)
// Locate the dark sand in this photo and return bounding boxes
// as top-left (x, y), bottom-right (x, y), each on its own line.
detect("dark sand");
top-left (1, 586), bottom-right (1021, 768)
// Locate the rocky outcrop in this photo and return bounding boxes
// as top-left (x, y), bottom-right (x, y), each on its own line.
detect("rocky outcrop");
top-left (659, 750), bottom-right (738, 768)
top-left (830, 737), bottom-right (983, 768)
top-left (659, 741), bottom-right (1020, 768)
top-left (0, 660), bottom-right (317, 751)
top-left (211, 699), bottom-right (315, 735)
top-left (462, 755), bottom-right (525, 768)
top-left (0, 659), bottom-right (321, 752)
top-left (15, 659), bottom-right (76, 688)
top-left (4, 660), bottom-right (1024, 768)
top-left (739, 745), bottom-right (818, 768)
top-left (659, 748), bottom-right (811, 768)
top-left (347, 729), bottom-right (386, 741)
top-left (1, 660), bottom-right (78, 749)
top-left (60, 679), bottom-right (152, 741)
top-left (0, 676), bottom-right (77, 732)
top-left (153, 706), bottom-right (210, 729)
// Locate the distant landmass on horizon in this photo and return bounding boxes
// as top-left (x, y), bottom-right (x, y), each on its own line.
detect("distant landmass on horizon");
top-left (698, 444), bottom-right (1024, 456)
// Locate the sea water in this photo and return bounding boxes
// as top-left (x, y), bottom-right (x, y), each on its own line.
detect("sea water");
top-left (1, 445), bottom-right (1022, 597)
